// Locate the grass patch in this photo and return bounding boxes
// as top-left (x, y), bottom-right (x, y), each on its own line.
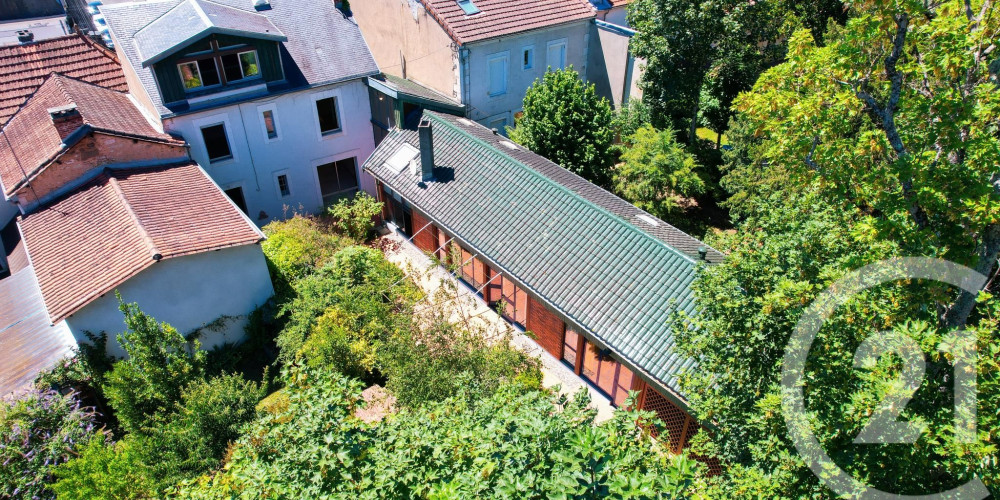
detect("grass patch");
top-left (696, 127), bottom-right (729, 146)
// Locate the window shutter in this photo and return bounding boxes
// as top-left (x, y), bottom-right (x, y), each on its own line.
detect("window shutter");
top-left (488, 57), bottom-right (506, 95)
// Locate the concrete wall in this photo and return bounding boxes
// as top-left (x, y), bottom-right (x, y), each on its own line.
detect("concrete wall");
top-left (164, 79), bottom-right (378, 223)
top-left (351, 0), bottom-right (460, 100)
top-left (587, 22), bottom-right (642, 109)
top-left (13, 134), bottom-right (188, 208)
top-left (64, 243), bottom-right (274, 359)
top-left (464, 20), bottom-right (591, 128)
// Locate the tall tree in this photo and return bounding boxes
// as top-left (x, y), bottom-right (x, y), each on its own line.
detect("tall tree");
top-left (509, 68), bottom-right (616, 188)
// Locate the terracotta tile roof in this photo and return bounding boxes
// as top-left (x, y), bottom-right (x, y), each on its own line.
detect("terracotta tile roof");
top-left (0, 74), bottom-right (183, 196)
top-left (18, 163), bottom-right (264, 323)
top-left (0, 266), bottom-right (75, 397)
top-left (0, 33), bottom-right (127, 127)
top-left (422, 0), bottom-right (595, 44)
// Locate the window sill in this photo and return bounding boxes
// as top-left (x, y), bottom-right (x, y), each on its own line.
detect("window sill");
top-left (208, 155), bottom-right (234, 164)
top-left (319, 129), bottom-right (344, 139)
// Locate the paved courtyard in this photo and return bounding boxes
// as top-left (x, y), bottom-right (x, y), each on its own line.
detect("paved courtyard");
top-left (381, 229), bottom-right (616, 422)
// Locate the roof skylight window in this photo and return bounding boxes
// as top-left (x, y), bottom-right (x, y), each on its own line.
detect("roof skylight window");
top-left (456, 0), bottom-right (480, 15)
top-left (384, 143), bottom-right (420, 174)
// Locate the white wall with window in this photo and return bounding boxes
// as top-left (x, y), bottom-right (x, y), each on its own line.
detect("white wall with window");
top-left (163, 78), bottom-right (378, 226)
top-left (464, 20), bottom-right (590, 126)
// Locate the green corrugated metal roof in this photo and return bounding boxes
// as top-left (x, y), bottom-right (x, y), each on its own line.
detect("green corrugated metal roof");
top-left (364, 111), bottom-right (707, 404)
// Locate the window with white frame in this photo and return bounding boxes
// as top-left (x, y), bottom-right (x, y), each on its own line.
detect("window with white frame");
top-left (487, 53), bottom-right (508, 96)
top-left (521, 46), bottom-right (534, 70)
top-left (547, 39), bottom-right (567, 70)
top-left (200, 123), bottom-right (232, 163)
top-left (274, 171), bottom-right (291, 197)
top-left (258, 105), bottom-right (280, 142)
top-left (315, 96), bottom-right (342, 136)
top-left (177, 49), bottom-right (259, 91)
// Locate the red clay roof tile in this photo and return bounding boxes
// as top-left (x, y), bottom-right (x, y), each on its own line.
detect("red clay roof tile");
top-left (0, 33), bottom-right (127, 127)
top-left (18, 163), bottom-right (263, 323)
top-left (0, 74), bottom-right (182, 196)
top-left (423, 0), bottom-right (595, 44)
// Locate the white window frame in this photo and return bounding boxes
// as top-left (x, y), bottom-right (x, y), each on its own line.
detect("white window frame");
top-left (221, 49), bottom-right (262, 83)
top-left (257, 103), bottom-right (281, 143)
top-left (521, 45), bottom-right (534, 70)
top-left (487, 52), bottom-right (509, 97)
top-left (177, 58), bottom-right (221, 92)
top-left (193, 113), bottom-right (238, 165)
top-left (311, 88), bottom-right (345, 140)
top-left (273, 169), bottom-right (292, 198)
top-left (546, 38), bottom-right (568, 70)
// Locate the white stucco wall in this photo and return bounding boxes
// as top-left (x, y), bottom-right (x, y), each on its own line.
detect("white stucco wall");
top-left (600, 6), bottom-right (630, 27)
top-left (464, 20), bottom-right (591, 129)
top-left (163, 79), bottom-right (379, 224)
top-left (64, 244), bottom-right (274, 359)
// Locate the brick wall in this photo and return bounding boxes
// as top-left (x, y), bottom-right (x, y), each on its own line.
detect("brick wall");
top-left (525, 294), bottom-right (565, 358)
top-left (410, 210), bottom-right (437, 253)
top-left (15, 133), bottom-right (187, 206)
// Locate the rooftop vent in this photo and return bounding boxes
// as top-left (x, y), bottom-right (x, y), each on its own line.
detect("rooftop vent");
top-left (418, 119), bottom-right (434, 181)
top-left (698, 246), bottom-right (708, 261)
top-left (253, 0), bottom-right (271, 10)
top-left (456, 0), bottom-right (480, 15)
top-left (457, 118), bottom-right (475, 126)
top-left (499, 140), bottom-right (518, 150)
top-left (48, 104), bottom-right (82, 140)
top-left (384, 143), bottom-right (420, 174)
top-left (635, 214), bottom-right (660, 227)
top-left (16, 30), bottom-right (34, 43)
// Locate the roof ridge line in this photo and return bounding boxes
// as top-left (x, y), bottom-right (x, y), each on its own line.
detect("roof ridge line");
top-left (107, 174), bottom-right (162, 261)
top-left (424, 111), bottom-right (699, 266)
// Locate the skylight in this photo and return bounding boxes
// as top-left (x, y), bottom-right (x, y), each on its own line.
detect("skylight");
top-left (384, 143), bottom-right (420, 174)
top-left (456, 0), bottom-right (480, 15)
top-left (499, 140), bottom-right (518, 150)
top-left (636, 214), bottom-right (660, 227)
top-left (457, 118), bottom-right (475, 126)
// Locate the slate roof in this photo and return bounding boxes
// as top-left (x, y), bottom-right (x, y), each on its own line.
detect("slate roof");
top-left (0, 74), bottom-right (184, 197)
top-left (421, 0), bottom-right (595, 45)
top-left (364, 111), bottom-right (720, 402)
top-left (18, 163), bottom-right (264, 323)
top-left (134, 0), bottom-right (286, 66)
top-left (0, 266), bottom-right (75, 397)
top-left (103, 0), bottom-right (380, 117)
top-left (382, 74), bottom-right (462, 109)
top-left (0, 33), bottom-right (127, 126)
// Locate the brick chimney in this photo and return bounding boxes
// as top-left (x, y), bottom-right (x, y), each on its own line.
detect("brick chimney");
top-left (48, 104), bottom-right (83, 141)
top-left (418, 119), bottom-right (434, 182)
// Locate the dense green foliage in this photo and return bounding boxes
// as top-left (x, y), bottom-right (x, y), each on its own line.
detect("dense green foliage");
top-left (175, 365), bottom-right (699, 499)
top-left (326, 192), bottom-right (383, 241)
top-left (508, 68), bottom-right (616, 187)
top-left (103, 294), bottom-right (206, 435)
top-left (0, 389), bottom-right (101, 499)
top-left (680, 0), bottom-right (1000, 496)
top-left (614, 125), bottom-right (706, 219)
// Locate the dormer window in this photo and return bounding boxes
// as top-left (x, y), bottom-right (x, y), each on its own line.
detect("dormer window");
top-left (456, 0), bottom-right (479, 15)
top-left (176, 45), bottom-right (262, 93)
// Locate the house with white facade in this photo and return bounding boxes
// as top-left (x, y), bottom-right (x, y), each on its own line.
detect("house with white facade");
top-left (352, 0), bottom-right (594, 132)
top-left (102, 0), bottom-right (382, 224)
top-left (0, 73), bottom-right (274, 394)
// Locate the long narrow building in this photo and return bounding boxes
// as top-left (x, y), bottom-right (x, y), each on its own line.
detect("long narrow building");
top-left (364, 111), bottom-right (724, 456)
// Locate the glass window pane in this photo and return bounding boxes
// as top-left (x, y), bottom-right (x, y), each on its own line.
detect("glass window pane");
top-left (316, 97), bottom-right (341, 134)
top-left (335, 158), bottom-right (358, 192)
top-left (262, 110), bottom-right (277, 138)
top-left (277, 174), bottom-right (290, 196)
top-left (562, 328), bottom-right (579, 365)
top-left (240, 51), bottom-right (259, 78)
top-left (200, 124), bottom-right (231, 162)
top-left (582, 341), bottom-right (599, 381)
top-left (221, 53), bottom-right (242, 82)
top-left (179, 62), bottom-right (202, 89)
top-left (197, 58), bottom-right (220, 86)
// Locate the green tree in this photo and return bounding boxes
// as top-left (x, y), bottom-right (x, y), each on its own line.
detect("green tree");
top-left (174, 365), bottom-right (701, 499)
top-left (326, 192), bottom-right (383, 242)
top-left (683, 1), bottom-right (1000, 495)
top-left (102, 294), bottom-right (206, 434)
top-left (508, 68), bottom-right (616, 187)
top-left (614, 125), bottom-right (706, 219)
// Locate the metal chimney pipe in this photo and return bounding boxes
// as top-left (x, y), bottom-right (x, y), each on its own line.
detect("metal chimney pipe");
top-left (418, 119), bottom-right (434, 182)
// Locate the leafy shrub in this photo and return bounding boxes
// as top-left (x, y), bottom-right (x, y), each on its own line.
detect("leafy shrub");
top-left (174, 365), bottom-right (700, 498)
top-left (102, 294), bottom-right (206, 435)
top-left (174, 374), bottom-right (265, 459)
top-left (261, 214), bottom-right (352, 292)
top-left (614, 124), bottom-right (706, 219)
top-left (51, 437), bottom-right (154, 500)
top-left (299, 308), bottom-right (378, 379)
top-left (326, 191), bottom-right (383, 241)
top-left (0, 389), bottom-right (102, 499)
top-left (276, 245), bottom-right (413, 365)
top-left (380, 306), bottom-right (542, 408)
